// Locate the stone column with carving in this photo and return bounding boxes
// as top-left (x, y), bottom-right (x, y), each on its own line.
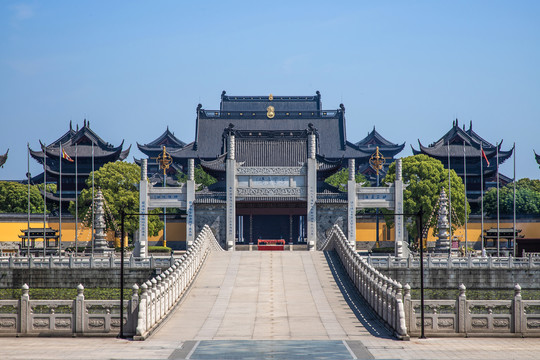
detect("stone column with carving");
top-left (135, 159), bottom-right (149, 258)
top-left (347, 158), bottom-right (357, 246)
top-left (394, 159), bottom-right (404, 258)
top-left (435, 188), bottom-right (451, 253)
top-left (307, 126), bottom-right (317, 250)
top-left (186, 158), bottom-right (196, 248)
top-left (91, 189), bottom-right (114, 254)
top-left (225, 127), bottom-right (236, 251)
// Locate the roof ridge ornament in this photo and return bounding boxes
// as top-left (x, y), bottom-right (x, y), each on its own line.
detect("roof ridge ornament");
top-left (269, 94), bottom-right (273, 101)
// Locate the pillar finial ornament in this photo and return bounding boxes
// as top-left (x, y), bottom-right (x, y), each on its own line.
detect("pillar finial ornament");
top-left (369, 146), bottom-right (386, 176)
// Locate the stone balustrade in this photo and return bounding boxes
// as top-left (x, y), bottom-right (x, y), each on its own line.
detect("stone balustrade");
top-left (0, 254), bottom-right (175, 269)
top-left (0, 224), bottom-right (223, 337)
top-left (403, 283), bottom-right (540, 336)
top-left (134, 225), bottom-right (223, 339)
top-left (367, 253), bottom-right (540, 269)
top-left (321, 224), bottom-right (409, 340)
top-left (0, 283), bottom-right (139, 336)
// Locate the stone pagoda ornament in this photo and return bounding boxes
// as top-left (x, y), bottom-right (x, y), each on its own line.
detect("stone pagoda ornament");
top-left (434, 188), bottom-right (451, 253)
top-left (90, 189), bottom-right (114, 255)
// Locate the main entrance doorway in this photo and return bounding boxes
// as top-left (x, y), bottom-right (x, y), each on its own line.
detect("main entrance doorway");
top-left (236, 202), bottom-right (307, 244)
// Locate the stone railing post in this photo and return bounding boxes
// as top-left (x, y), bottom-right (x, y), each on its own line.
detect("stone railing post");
top-left (135, 283), bottom-right (148, 338)
top-left (403, 284), bottom-right (412, 332)
top-left (164, 270), bottom-right (171, 311)
top-left (150, 278), bottom-right (157, 327)
top-left (457, 284), bottom-right (467, 333)
top-left (75, 284), bottom-right (84, 334)
top-left (381, 276), bottom-right (388, 324)
top-left (513, 284), bottom-right (522, 334)
top-left (129, 284), bottom-right (139, 335)
top-left (20, 283), bottom-right (30, 334)
top-left (395, 282), bottom-right (408, 339)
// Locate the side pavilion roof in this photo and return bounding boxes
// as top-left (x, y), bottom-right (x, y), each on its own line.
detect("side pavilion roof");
top-left (137, 127), bottom-right (186, 155)
top-left (29, 121), bottom-right (130, 164)
top-left (355, 126), bottom-right (405, 157)
top-left (0, 149), bottom-right (7, 167)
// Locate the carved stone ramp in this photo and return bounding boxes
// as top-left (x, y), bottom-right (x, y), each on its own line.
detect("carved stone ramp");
top-left (152, 251), bottom-right (391, 341)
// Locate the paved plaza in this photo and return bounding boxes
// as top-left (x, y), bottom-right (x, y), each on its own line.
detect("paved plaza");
top-left (1, 252), bottom-right (540, 359)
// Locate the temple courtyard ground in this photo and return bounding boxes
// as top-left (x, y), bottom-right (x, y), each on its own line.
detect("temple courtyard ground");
top-left (1, 251), bottom-right (539, 359)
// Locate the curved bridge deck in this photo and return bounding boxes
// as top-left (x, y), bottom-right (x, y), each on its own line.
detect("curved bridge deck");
top-left (153, 251), bottom-right (390, 341)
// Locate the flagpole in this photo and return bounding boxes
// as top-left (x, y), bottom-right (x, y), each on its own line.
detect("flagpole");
top-left (43, 143), bottom-right (47, 257)
top-left (480, 143), bottom-right (484, 254)
top-left (27, 143), bottom-right (31, 257)
top-left (59, 143), bottom-right (62, 257)
top-left (92, 142), bottom-right (95, 256)
top-left (463, 141), bottom-right (468, 254)
top-left (448, 141), bottom-right (452, 241)
top-left (75, 142), bottom-right (78, 257)
top-left (496, 143), bottom-right (500, 257)
top-left (513, 143), bottom-right (516, 257)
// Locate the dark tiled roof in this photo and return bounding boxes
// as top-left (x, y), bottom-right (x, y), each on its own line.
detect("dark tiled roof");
top-left (236, 197), bottom-right (305, 202)
top-left (30, 123), bottom-right (129, 163)
top-left (220, 91), bottom-right (321, 112)
top-left (137, 127), bottom-right (186, 155)
top-left (0, 149), bottom-right (8, 167)
top-left (237, 137), bottom-right (307, 167)
top-left (168, 92), bottom-right (370, 162)
top-left (316, 194), bottom-right (347, 204)
top-left (411, 120), bottom-right (514, 175)
top-left (356, 127), bottom-right (405, 157)
top-left (193, 195), bottom-right (226, 204)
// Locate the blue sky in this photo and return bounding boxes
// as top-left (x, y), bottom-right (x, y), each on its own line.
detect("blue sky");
top-left (1, 1), bottom-right (539, 180)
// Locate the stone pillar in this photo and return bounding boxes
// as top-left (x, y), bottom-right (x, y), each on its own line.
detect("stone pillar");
top-left (457, 283), bottom-right (466, 333)
top-left (226, 132), bottom-right (236, 251)
top-left (435, 188), bottom-right (451, 253)
top-left (513, 284), bottom-right (522, 334)
top-left (20, 283), bottom-right (30, 334)
top-left (136, 159), bottom-right (149, 258)
top-left (307, 132), bottom-right (317, 250)
top-left (75, 284), bottom-right (84, 334)
top-left (186, 159), bottom-right (195, 248)
top-left (394, 159), bottom-right (404, 258)
top-left (91, 189), bottom-right (114, 255)
top-left (347, 158), bottom-right (357, 246)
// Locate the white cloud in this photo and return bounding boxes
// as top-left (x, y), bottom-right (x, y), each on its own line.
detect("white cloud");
top-left (10, 3), bottom-right (35, 21)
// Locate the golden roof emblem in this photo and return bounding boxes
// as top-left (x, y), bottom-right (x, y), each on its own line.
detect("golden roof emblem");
top-left (267, 106), bottom-right (275, 119)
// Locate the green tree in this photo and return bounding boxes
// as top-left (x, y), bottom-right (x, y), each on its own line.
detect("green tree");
top-left (0, 181), bottom-right (45, 213)
top-left (69, 162), bottom-right (162, 237)
top-left (381, 155), bottom-right (469, 239)
top-left (177, 165), bottom-right (217, 190)
top-left (515, 178), bottom-right (540, 193)
top-left (324, 167), bottom-right (368, 192)
top-left (484, 182), bottom-right (540, 216)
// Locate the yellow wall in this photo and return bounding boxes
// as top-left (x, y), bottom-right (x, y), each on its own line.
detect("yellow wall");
top-left (2, 218), bottom-right (538, 246)
top-left (148, 222), bottom-right (186, 245)
top-left (356, 219), bottom-right (540, 243)
top-left (355, 222), bottom-right (394, 242)
top-left (0, 219), bottom-right (187, 246)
